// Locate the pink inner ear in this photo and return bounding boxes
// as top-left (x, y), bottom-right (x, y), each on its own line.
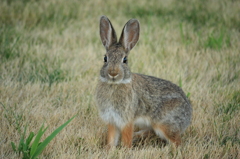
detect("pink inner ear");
top-left (100, 16), bottom-right (118, 50)
top-left (122, 20), bottom-right (139, 52)
top-left (100, 19), bottom-right (111, 48)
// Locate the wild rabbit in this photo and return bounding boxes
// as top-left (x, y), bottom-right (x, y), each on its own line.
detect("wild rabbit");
top-left (95, 15), bottom-right (192, 148)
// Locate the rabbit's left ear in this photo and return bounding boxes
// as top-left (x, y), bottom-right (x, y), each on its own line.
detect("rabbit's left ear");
top-left (100, 16), bottom-right (118, 51)
top-left (119, 19), bottom-right (140, 53)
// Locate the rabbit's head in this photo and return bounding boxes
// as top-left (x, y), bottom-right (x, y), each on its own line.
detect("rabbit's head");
top-left (99, 16), bottom-right (140, 84)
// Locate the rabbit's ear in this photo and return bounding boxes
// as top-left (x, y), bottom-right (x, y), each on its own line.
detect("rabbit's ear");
top-left (119, 19), bottom-right (140, 53)
top-left (100, 16), bottom-right (118, 50)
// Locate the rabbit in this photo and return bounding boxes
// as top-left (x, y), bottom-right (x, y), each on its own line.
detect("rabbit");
top-left (95, 15), bottom-right (192, 148)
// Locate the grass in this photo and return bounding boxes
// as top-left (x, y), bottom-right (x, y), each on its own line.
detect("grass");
top-left (0, 26), bottom-right (20, 62)
top-left (10, 116), bottom-right (75, 159)
top-left (0, 0), bottom-right (239, 158)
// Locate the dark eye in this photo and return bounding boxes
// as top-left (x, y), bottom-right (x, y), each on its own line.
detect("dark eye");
top-left (104, 55), bottom-right (107, 62)
top-left (123, 56), bottom-right (127, 63)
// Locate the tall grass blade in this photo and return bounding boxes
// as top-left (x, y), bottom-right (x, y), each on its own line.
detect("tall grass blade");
top-left (31, 116), bottom-right (76, 159)
top-left (11, 142), bottom-right (16, 152)
top-left (26, 132), bottom-right (35, 147)
top-left (18, 136), bottom-right (23, 153)
top-left (30, 125), bottom-right (48, 157)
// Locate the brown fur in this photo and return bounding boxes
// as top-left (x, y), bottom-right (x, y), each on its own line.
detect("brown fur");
top-left (107, 124), bottom-right (117, 148)
top-left (121, 123), bottom-right (134, 148)
top-left (153, 124), bottom-right (182, 147)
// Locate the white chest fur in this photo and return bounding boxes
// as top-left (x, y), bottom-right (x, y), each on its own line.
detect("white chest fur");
top-left (99, 107), bottom-right (126, 129)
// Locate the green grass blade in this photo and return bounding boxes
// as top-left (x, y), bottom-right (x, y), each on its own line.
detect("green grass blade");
top-left (11, 142), bottom-right (16, 152)
top-left (31, 116), bottom-right (76, 159)
top-left (26, 132), bottom-right (35, 147)
top-left (30, 125), bottom-right (48, 157)
top-left (22, 142), bottom-right (29, 159)
top-left (18, 135), bottom-right (24, 152)
top-left (18, 125), bottom-right (27, 152)
top-left (23, 125), bottom-right (28, 141)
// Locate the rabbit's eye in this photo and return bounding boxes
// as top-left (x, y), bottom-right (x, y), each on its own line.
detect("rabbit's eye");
top-left (104, 56), bottom-right (107, 62)
top-left (123, 56), bottom-right (127, 63)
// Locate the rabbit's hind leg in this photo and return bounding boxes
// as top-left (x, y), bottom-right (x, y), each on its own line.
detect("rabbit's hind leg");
top-left (153, 124), bottom-right (181, 147)
top-left (134, 128), bottom-right (154, 138)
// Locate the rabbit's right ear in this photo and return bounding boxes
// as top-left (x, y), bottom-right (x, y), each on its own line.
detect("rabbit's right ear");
top-left (100, 16), bottom-right (118, 50)
top-left (119, 19), bottom-right (140, 53)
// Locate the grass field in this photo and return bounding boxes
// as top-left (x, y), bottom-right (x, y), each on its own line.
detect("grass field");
top-left (1, 0), bottom-right (240, 158)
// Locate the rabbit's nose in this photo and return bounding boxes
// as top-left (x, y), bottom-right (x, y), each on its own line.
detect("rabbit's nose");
top-left (108, 67), bottom-right (119, 78)
top-left (108, 69), bottom-right (119, 78)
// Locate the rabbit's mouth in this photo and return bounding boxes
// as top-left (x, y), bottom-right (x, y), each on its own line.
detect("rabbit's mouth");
top-left (108, 73), bottom-right (119, 79)
top-left (100, 75), bottom-right (131, 84)
top-left (108, 74), bottom-right (122, 83)
top-left (106, 71), bottom-right (123, 83)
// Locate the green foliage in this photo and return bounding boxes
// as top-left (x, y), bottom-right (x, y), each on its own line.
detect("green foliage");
top-left (0, 26), bottom-right (68, 85)
top-left (11, 126), bottom-right (35, 159)
top-left (208, 91), bottom-right (240, 150)
top-left (203, 153), bottom-right (210, 159)
top-left (1, 102), bottom-right (25, 134)
top-left (220, 131), bottom-right (240, 146)
top-left (204, 30), bottom-right (231, 50)
top-left (215, 95), bottom-right (239, 123)
top-left (11, 116), bottom-right (76, 159)
top-left (125, 6), bottom-right (167, 18)
top-left (0, 27), bottom-right (20, 62)
top-left (0, 0), bottom-right (79, 28)
top-left (126, 1), bottom-right (239, 30)
top-left (26, 60), bottom-right (68, 86)
top-left (205, 33), bottom-right (223, 50)
top-left (215, 118), bottom-right (240, 147)
top-left (186, 92), bottom-right (191, 98)
top-left (179, 23), bottom-right (192, 46)
top-left (0, 31), bottom-right (69, 85)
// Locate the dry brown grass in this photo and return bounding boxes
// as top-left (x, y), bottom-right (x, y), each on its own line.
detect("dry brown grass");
top-left (1, 0), bottom-right (240, 158)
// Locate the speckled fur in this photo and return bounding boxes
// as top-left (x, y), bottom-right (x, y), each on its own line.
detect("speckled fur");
top-left (95, 16), bottom-right (192, 148)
